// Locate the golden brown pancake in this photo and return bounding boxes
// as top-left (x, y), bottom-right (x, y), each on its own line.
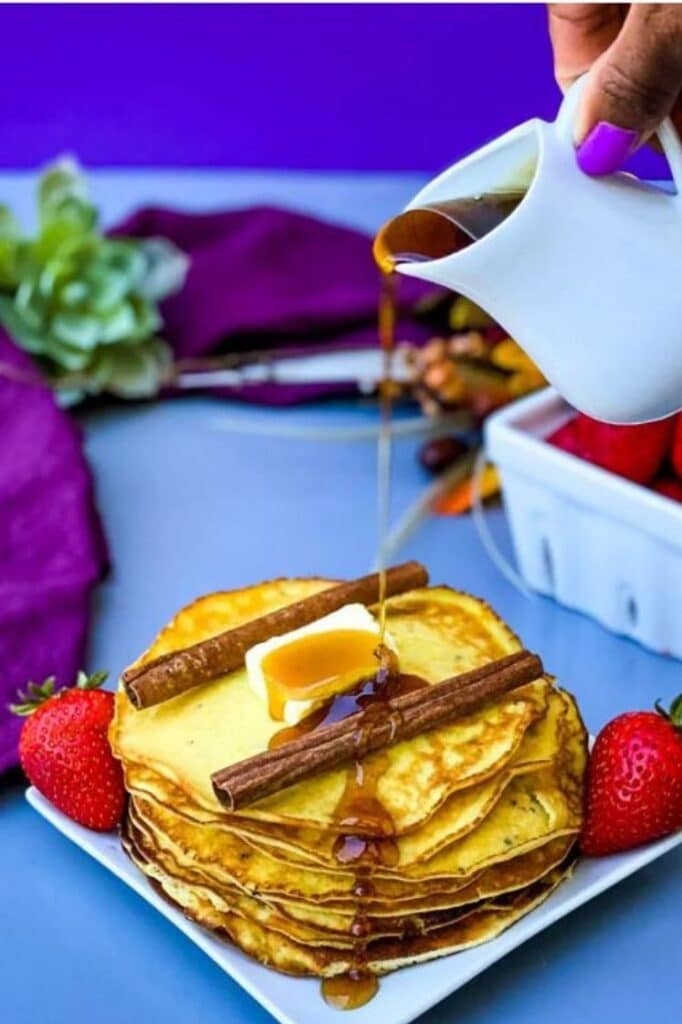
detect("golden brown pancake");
top-left (123, 687), bottom-right (567, 870)
top-left (112, 578), bottom-right (587, 983)
top-left (111, 583), bottom-right (548, 831)
top-left (124, 819), bottom-right (574, 977)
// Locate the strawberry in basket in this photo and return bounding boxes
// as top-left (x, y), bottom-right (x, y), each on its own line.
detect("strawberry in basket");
top-left (548, 415), bottom-right (674, 485)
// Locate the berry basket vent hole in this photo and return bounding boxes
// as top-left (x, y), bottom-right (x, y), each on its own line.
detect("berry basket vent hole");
top-left (540, 536), bottom-right (555, 594)
top-left (619, 586), bottom-right (640, 631)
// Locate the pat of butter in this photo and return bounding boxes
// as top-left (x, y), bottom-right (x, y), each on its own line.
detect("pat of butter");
top-left (245, 603), bottom-right (396, 725)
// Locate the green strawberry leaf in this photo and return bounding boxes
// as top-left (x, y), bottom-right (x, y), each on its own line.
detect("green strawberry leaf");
top-left (75, 670), bottom-right (109, 691)
top-left (10, 669), bottom-right (109, 715)
top-left (9, 676), bottom-right (56, 716)
top-left (668, 694), bottom-right (682, 728)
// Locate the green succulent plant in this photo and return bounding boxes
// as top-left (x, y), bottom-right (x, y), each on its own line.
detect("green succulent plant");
top-left (0, 158), bottom-right (187, 402)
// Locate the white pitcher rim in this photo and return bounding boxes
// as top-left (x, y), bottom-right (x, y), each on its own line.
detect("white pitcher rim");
top-left (398, 118), bottom-right (546, 275)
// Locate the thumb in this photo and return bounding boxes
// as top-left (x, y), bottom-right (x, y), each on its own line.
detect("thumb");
top-left (548, 4), bottom-right (624, 92)
top-left (575, 4), bottom-right (682, 173)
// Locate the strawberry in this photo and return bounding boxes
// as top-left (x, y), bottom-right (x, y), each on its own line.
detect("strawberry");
top-left (574, 414), bottom-right (674, 484)
top-left (671, 414), bottom-right (682, 479)
top-left (12, 671), bottom-right (125, 831)
top-left (651, 476), bottom-right (682, 503)
top-left (546, 418), bottom-right (584, 458)
top-left (581, 696), bottom-right (682, 856)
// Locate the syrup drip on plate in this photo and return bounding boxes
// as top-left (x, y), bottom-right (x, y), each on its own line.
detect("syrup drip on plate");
top-left (321, 969), bottom-right (379, 1012)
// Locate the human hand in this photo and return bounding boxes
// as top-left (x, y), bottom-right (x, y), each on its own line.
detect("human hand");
top-left (548, 4), bottom-right (682, 174)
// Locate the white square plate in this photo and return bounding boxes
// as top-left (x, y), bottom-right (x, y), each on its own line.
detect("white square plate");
top-left (27, 786), bottom-right (682, 1024)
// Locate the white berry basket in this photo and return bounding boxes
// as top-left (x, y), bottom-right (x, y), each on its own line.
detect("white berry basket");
top-left (485, 387), bottom-right (682, 659)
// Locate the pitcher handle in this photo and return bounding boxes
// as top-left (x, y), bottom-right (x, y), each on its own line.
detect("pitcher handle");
top-left (656, 119), bottom-right (682, 196)
top-left (554, 74), bottom-right (682, 196)
top-left (553, 75), bottom-right (589, 148)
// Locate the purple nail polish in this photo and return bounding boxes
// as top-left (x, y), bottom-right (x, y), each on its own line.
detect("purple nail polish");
top-left (576, 122), bottom-right (639, 176)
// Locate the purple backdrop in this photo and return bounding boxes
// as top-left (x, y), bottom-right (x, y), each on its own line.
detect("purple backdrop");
top-left (0, 3), bottom-right (666, 175)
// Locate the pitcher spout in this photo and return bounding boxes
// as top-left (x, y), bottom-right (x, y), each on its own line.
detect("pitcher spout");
top-left (372, 207), bottom-right (476, 272)
top-left (373, 118), bottom-right (541, 301)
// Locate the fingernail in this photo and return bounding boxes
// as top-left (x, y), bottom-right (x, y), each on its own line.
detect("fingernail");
top-left (576, 122), bottom-right (639, 176)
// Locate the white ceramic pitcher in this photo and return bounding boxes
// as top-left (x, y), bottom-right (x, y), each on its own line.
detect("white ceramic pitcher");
top-left (392, 79), bottom-right (682, 424)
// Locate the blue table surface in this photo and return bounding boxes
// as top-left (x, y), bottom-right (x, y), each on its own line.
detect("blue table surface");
top-left (1, 172), bottom-right (680, 1024)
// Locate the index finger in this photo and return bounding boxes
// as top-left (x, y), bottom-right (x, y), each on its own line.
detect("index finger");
top-left (548, 3), bottom-right (625, 90)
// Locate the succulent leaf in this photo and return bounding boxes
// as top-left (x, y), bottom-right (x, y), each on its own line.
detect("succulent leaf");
top-left (0, 157), bottom-right (188, 400)
top-left (137, 237), bottom-right (190, 301)
top-left (0, 294), bottom-right (46, 354)
top-left (90, 336), bottom-right (173, 398)
top-left (38, 157), bottom-right (91, 225)
top-left (0, 204), bottom-right (20, 241)
top-left (0, 205), bottom-right (21, 286)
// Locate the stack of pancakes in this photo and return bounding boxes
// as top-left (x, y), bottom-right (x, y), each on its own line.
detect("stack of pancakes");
top-left (111, 580), bottom-right (587, 980)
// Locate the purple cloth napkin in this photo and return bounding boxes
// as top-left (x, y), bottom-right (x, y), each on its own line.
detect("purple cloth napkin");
top-left (0, 330), bottom-right (107, 773)
top-left (115, 205), bottom-right (433, 403)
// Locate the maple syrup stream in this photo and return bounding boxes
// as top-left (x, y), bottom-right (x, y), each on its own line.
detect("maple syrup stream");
top-left (320, 195), bottom-right (527, 1007)
top-left (319, 268), bottom-right (410, 1010)
top-left (267, 268), bottom-right (421, 1009)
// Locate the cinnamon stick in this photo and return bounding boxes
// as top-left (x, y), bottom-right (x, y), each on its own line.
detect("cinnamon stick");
top-left (211, 649), bottom-right (543, 810)
top-left (123, 561), bottom-right (429, 710)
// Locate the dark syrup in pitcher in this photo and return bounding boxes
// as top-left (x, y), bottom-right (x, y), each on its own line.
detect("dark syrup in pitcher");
top-left (373, 189), bottom-right (526, 268)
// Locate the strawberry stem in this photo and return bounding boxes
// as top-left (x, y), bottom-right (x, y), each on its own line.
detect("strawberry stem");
top-left (10, 677), bottom-right (57, 716)
top-left (668, 694), bottom-right (682, 729)
top-left (655, 694), bottom-right (682, 730)
top-left (9, 670), bottom-right (109, 716)
top-left (75, 670), bottom-right (109, 691)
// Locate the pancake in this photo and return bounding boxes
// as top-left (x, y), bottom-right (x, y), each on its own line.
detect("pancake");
top-left (125, 813), bottom-right (512, 949)
top-left (124, 818), bottom-right (574, 977)
top-left (111, 582), bottom-right (548, 832)
top-left (130, 757), bottom-right (579, 899)
top-left (125, 814), bottom-right (469, 949)
top-left (387, 693), bottom-right (585, 883)
top-left (225, 689), bottom-right (567, 869)
top-left (112, 576), bottom-right (587, 993)
top-left (123, 687), bottom-right (567, 870)
top-left (127, 800), bottom-right (576, 936)
top-left (125, 698), bottom-right (584, 903)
